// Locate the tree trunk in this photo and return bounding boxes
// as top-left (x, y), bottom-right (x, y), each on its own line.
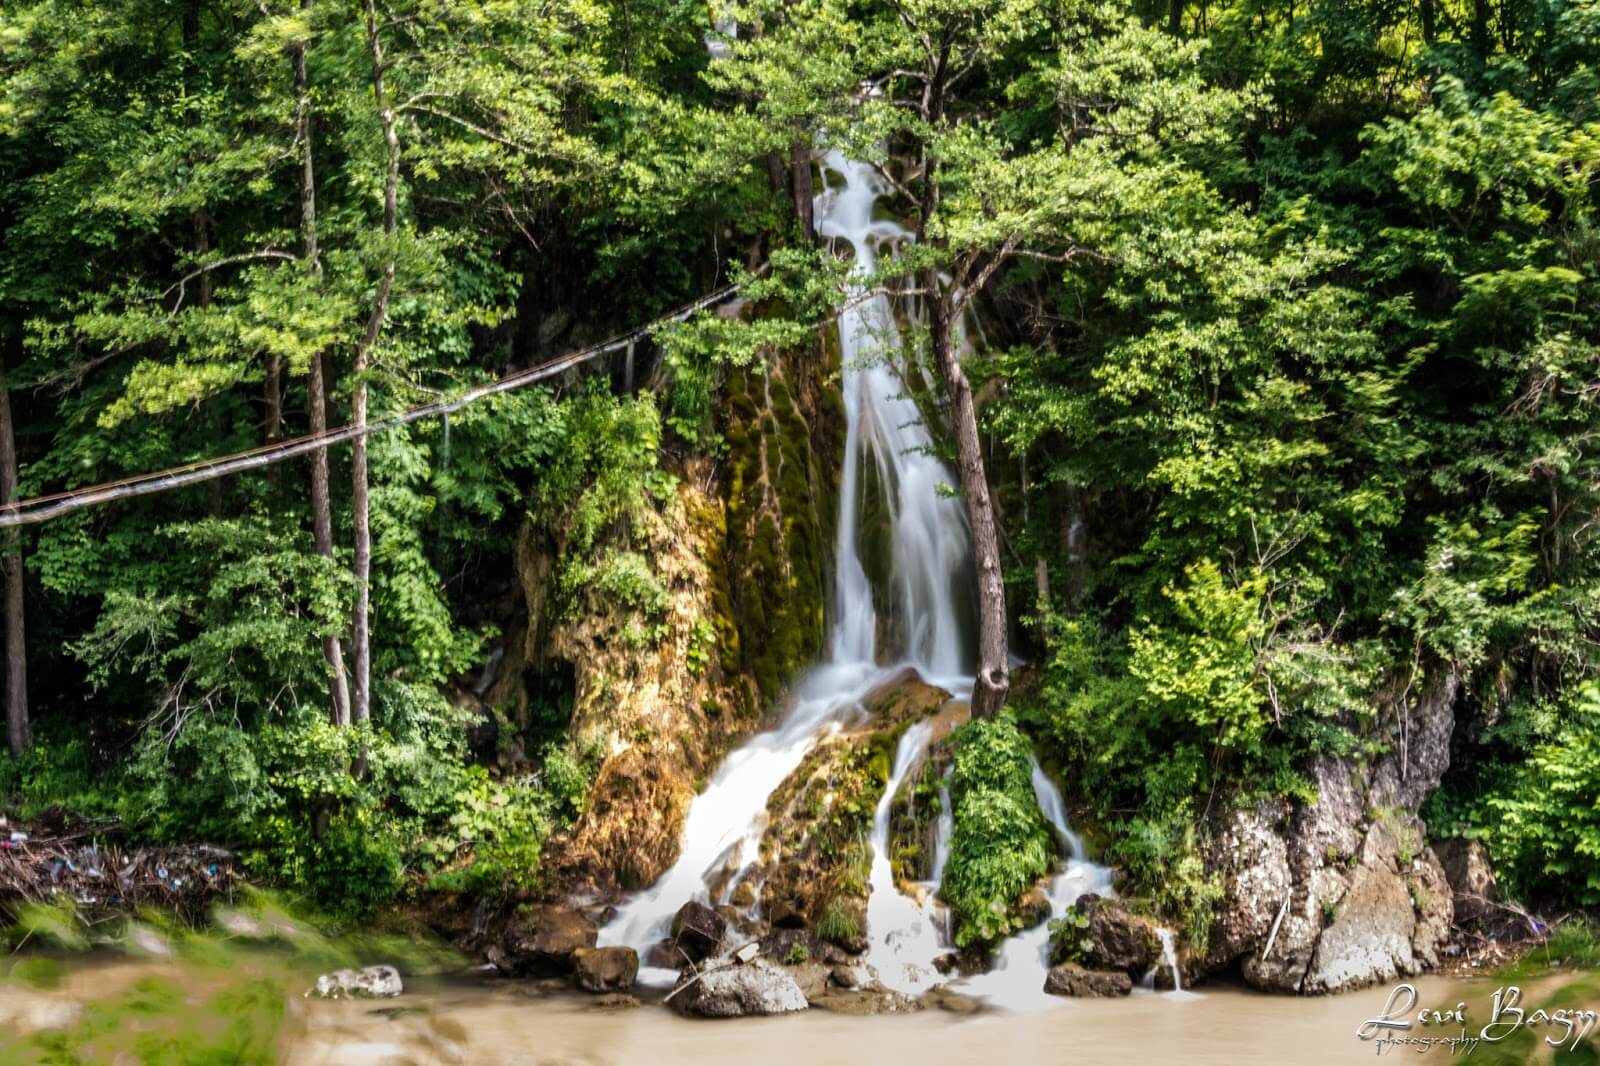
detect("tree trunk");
top-left (928, 288), bottom-right (1009, 718)
top-left (790, 142), bottom-right (814, 240)
top-left (0, 386), bottom-right (30, 757)
top-left (1168, 0), bottom-right (1185, 34)
top-left (295, 5), bottom-right (352, 728)
top-left (1420, 0), bottom-right (1437, 44)
top-left (354, 0), bottom-right (402, 733)
top-left (1062, 483), bottom-right (1088, 610)
top-left (1471, 0), bottom-right (1490, 57)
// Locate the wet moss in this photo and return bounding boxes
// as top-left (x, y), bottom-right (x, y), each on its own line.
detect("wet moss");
top-left (719, 351), bottom-right (836, 702)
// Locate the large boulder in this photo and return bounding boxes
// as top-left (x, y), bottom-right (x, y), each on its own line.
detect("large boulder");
top-left (671, 900), bottom-right (726, 961)
top-left (572, 946), bottom-right (639, 993)
top-left (669, 959), bottom-right (809, 1018)
top-left (1434, 838), bottom-right (1498, 925)
top-left (1202, 673), bottom-right (1461, 994)
top-left (498, 905), bottom-right (597, 975)
top-left (1071, 894), bottom-right (1160, 978)
top-left (1044, 963), bottom-right (1133, 998)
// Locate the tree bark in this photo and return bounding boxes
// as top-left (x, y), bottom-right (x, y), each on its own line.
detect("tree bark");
top-left (295, 3), bottom-right (352, 729)
top-left (790, 142), bottom-right (814, 240)
top-left (928, 287), bottom-right (1009, 718)
top-left (1420, 0), bottom-right (1437, 44)
top-left (354, 0), bottom-right (402, 733)
top-left (1167, 0), bottom-right (1185, 34)
top-left (0, 386), bottom-right (30, 757)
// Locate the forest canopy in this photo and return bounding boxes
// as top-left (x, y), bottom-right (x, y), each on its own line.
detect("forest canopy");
top-left (0, 0), bottom-right (1596, 937)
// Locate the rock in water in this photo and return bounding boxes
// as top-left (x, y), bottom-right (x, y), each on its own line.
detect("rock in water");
top-left (498, 906), bottom-right (597, 975)
top-left (314, 965), bottom-right (403, 999)
top-left (1069, 894), bottom-right (1160, 978)
top-left (669, 959), bottom-right (808, 1018)
top-left (1043, 963), bottom-right (1133, 998)
top-left (671, 900), bottom-right (726, 961)
top-left (572, 947), bottom-right (639, 993)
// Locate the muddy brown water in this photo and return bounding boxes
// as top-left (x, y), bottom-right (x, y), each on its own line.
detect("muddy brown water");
top-left (5, 961), bottom-right (1537, 1065)
top-left (292, 976), bottom-right (1511, 1065)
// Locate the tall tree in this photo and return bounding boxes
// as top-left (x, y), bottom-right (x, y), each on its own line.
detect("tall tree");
top-left (291, 0), bottom-right (351, 727)
top-left (0, 382), bottom-right (28, 757)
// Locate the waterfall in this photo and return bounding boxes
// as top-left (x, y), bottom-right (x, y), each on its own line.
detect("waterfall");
top-left (819, 152), bottom-right (976, 688)
top-left (599, 150), bottom-right (977, 983)
top-left (862, 722), bottom-right (947, 993)
top-left (1152, 927), bottom-right (1183, 992)
top-left (957, 760), bottom-right (1115, 1010)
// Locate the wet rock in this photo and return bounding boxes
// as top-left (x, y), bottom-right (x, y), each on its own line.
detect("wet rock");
top-left (932, 948), bottom-right (988, 976)
top-left (922, 984), bottom-right (983, 1014)
top-left (1434, 838), bottom-right (1498, 925)
top-left (730, 881), bottom-right (757, 909)
top-left (1072, 894), bottom-right (1159, 978)
top-left (500, 905), bottom-right (597, 975)
top-left (1016, 887), bottom-right (1052, 929)
top-left (588, 992), bottom-right (641, 1010)
top-left (314, 965), bottom-right (404, 999)
top-left (1044, 963), bottom-right (1133, 998)
top-left (786, 959), bottom-right (832, 1000)
top-left (669, 958), bottom-right (809, 1018)
top-left (671, 900), bottom-right (726, 961)
top-left (572, 946), bottom-right (639, 993)
top-left (829, 962), bottom-right (866, 989)
top-left (645, 940), bottom-right (686, 970)
top-left (809, 985), bottom-right (921, 1015)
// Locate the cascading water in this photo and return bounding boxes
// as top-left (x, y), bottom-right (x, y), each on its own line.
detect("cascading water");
top-left (957, 761), bottom-right (1115, 1010)
top-left (600, 145), bottom-right (1149, 1003)
top-left (599, 150), bottom-right (977, 986)
top-left (862, 722), bottom-right (948, 993)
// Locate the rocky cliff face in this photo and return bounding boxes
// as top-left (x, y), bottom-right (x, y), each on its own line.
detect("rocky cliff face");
top-left (486, 338), bottom-right (842, 899)
top-left (1201, 671), bottom-right (1460, 993)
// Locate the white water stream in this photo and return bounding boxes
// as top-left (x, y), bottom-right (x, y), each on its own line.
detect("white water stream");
top-left (601, 152), bottom-right (973, 988)
top-left (956, 762), bottom-right (1116, 1010)
top-left (600, 149), bottom-right (1132, 1005)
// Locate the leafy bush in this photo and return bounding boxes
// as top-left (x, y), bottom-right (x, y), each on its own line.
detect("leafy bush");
top-left (1437, 683), bottom-right (1600, 906)
top-left (941, 714), bottom-right (1053, 947)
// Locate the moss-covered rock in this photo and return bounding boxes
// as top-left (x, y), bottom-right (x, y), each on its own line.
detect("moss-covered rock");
top-left (720, 341), bottom-right (840, 701)
top-left (752, 672), bottom-right (955, 940)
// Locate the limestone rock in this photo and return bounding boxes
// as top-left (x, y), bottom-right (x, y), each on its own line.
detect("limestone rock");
top-left (1072, 894), bottom-right (1160, 978)
top-left (808, 986), bottom-right (921, 1014)
top-left (1302, 865), bottom-right (1416, 994)
top-left (313, 965), bottom-right (403, 999)
top-left (1434, 838), bottom-right (1498, 925)
top-left (1200, 672), bottom-right (1464, 995)
top-left (669, 959), bottom-right (809, 1018)
top-left (500, 906), bottom-right (597, 975)
top-left (922, 984), bottom-right (984, 1014)
top-left (671, 900), bottom-right (726, 962)
top-left (1043, 963), bottom-right (1133, 998)
top-left (572, 946), bottom-right (639, 993)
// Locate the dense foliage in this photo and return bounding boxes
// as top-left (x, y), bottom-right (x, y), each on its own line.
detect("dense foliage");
top-left (0, 0), bottom-right (1597, 938)
top-left (942, 714), bottom-right (1054, 946)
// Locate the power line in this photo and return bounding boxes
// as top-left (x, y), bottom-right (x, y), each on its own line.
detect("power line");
top-left (0, 274), bottom-right (754, 529)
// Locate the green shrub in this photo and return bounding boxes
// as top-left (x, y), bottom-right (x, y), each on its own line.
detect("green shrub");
top-left (816, 902), bottom-right (860, 944)
top-left (941, 713), bottom-right (1053, 947)
top-left (1435, 683), bottom-right (1600, 907)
